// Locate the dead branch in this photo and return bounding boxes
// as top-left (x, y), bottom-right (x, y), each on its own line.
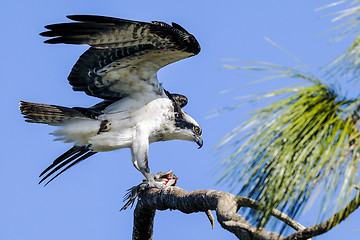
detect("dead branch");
top-left (131, 186), bottom-right (360, 240)
top-left (286, 188), bottom-right (360, 240)
top-left (132, 187), bottom-right (303, 240)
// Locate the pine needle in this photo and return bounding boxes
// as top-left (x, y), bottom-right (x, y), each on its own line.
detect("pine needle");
top-left (216, 62), bottom-right (360, 230)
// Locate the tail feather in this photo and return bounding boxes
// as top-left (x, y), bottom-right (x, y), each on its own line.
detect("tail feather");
top-left (19, 101), bottom-right (91, 125)
top-left (20, 101), bottom-right (101, 185)
top-left (39, 145), bottom-right (97, 185)
top-left (39, 146), bottom-right (85, 177)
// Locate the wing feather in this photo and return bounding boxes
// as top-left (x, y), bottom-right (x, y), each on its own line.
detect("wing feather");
top-left (39, 146), bottom-right (96, 185)
top-left (40, 15), bottom-right (200, 100)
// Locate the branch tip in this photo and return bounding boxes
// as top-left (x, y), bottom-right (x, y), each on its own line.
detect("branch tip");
top-left (205, 210), bottom-right (215, 229)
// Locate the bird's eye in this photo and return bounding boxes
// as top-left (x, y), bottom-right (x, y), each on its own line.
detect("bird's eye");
top-left (194, 126), bottom-right (201, 134)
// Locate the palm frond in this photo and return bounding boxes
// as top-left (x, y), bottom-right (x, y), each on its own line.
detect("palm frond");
top-left (216, 61), bottom-right (360, 229)
top-left (318, 0), bottom-right (360, 39)
top-left (215, 1), bottom-right (360, 230)
top-left (319, 0), bottom-right (360, 83)
top-left (208, 61), bottom-right (319, 118)
top-left (325, 36), bottom-right (360, 83)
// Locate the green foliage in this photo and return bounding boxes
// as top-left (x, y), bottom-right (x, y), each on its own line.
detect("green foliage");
top-left (216, 1), bottom-right (360, 229)
top-left (325, 36), bottom-right (360, 83)
top-left (217, 72), bottom-right (360, 226)
top-left (321, 0), bottom-right (360, 83)
top-left (318, 0), bottom-right (360, 39)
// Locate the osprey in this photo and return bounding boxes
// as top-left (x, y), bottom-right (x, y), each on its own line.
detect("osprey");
top-left (20, 15), bottom-right (202, 188)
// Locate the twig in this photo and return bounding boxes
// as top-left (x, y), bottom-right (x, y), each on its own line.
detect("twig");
top-left (205, 209), bottom-right (215, 229)
top-left (286, 188), bottom-right (360, 240)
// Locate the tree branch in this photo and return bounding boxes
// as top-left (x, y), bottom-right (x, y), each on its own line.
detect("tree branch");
top-left (130, 185), bottom-right (360, 240)
top-left (286, 188), bottom-right (360, 240)
top-left (132, 187), bottom-right (306, 240)
top-left (132, 203), bottom-right (155, 240)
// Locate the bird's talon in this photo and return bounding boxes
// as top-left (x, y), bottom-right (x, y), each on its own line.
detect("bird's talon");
top-left (121, 171), bottom-right (178, 210)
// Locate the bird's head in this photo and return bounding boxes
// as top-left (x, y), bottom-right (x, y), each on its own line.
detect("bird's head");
top-left (173, 111), bottom-right (203, 149)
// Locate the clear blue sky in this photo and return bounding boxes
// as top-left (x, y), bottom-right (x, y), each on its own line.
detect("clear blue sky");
top-left (2, 0), bottom-right (359, 239)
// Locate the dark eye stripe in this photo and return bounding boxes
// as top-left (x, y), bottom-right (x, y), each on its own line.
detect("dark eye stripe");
top-left (175, 118), bottom-right (201, 135)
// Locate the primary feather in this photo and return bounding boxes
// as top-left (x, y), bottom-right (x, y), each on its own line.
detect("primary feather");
top-left (40, 15), bottom-right (200, 100)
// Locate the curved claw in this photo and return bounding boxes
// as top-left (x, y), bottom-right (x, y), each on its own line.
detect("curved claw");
top-left (120, 171), bottom-right (178, 211)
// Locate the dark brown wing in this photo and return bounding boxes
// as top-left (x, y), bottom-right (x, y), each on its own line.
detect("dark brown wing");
top-left (40, 15), bottom-right (200, 100)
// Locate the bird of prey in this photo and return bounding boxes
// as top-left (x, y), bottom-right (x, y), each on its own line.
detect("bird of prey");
top-left (20, 15), bottom-right (202, 188)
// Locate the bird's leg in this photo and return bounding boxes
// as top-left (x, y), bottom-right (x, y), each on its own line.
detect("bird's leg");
top-left (131, 151), bottom-right (174, 189)
top-left (131, 134), bottom-right (166, 189)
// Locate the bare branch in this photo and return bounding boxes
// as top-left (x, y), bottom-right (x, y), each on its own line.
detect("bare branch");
top-left (131, 186), bottom-right (360, 240)
top-left (132, 204), bottom-right (155, 240)
top-left (235, 196), bottom-right (306, 232)
top-left (286, 189), bottom-right (360, 240)
top-left (132, 187), bottom-right (300, 240)
top-left (205, 209), bottom-right (215, 229)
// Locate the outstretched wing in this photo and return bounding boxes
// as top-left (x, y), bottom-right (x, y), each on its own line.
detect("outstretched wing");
top-left (40, 15), bottom-right (201, 100)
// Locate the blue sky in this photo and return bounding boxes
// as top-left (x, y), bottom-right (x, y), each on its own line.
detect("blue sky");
top-left (2, 0), bottom-right (359, 239)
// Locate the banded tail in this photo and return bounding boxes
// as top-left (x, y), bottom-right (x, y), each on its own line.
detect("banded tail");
top-left (20, 101), bottom-right (102, 184)
top-left (20, 101), bottom-right (93, 125)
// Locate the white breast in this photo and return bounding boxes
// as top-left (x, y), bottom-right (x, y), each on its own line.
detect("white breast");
top-left (89, 93), bottom-right (174, 152)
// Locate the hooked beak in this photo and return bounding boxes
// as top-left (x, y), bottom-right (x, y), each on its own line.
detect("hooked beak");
top-left (195, 136), bottom-right (203, 149)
